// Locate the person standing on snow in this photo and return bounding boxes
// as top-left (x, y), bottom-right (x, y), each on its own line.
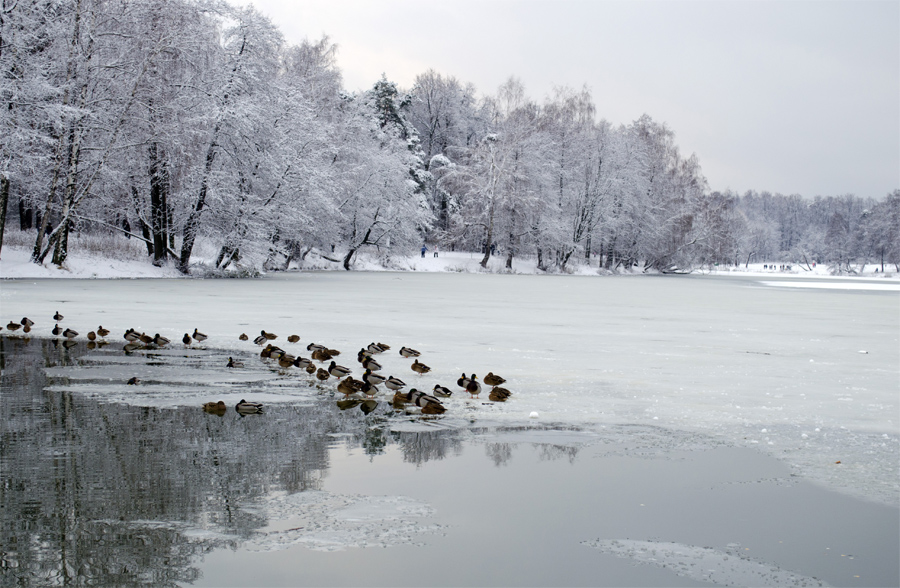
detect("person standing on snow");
top-left (421, 245), bottom-right (427, 258)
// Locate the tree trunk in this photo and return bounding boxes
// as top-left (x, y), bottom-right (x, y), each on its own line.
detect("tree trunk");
top-left (149, 142), bottom-right (169, 265)
top-left (179, 142), bottom-right (218, 274)
top-left (0, 173), bottom-right (9, 257)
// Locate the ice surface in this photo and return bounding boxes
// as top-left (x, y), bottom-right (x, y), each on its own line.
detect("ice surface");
top-left (1, 270), bottom-right (897, 505)
top-left (241, 491), bottom-right (444, 552)
top-left (584, 539), bottom-right (829, 587)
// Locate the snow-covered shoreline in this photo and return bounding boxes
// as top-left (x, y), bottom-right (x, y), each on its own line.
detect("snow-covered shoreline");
top-left (2, 243), bottom-right (897, 282)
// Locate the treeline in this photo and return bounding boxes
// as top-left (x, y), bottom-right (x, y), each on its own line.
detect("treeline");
top-left (1, 0), bottom-right (897, 274)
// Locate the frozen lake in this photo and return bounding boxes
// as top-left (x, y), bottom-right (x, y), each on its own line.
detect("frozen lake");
top-left (1, 271), bottom-right (898, 586)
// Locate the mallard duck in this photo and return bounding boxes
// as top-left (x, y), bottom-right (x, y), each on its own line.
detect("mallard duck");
top-left (360, 382), bottom-right (379, 398)
top-left (127, 377), bottom-right (140, 385)
top-left (21, 317), bottom-right (35, 328)
top-left (328, 360), bottom-right (352, 378)
top-left (484, 372), bottom-right (506, 386)
top-left (337, 376), bottom-right (363, 396)
top-left (432, 384), bottom-right (452, 398)
top-left (97, 326), bottom-right (110, 337)
top-left (457, 373), bottom-right (470, 389)
top-left (236, 399), bottom-right (263, 414)
top-left (392, 390), bottom-right (410, 405)
top-left (399, 346), bottom-right (421, 358)
top-left (87, 331), bottom-right (97, 341)
top-left (306, 363), bottom-right (316, 374)
top-left (307, 342), bottom-right (327, 352)
top-left (261, 329), bottom-right (277, 340)
top-left (269, 348), bottom-right (285, 360)
top-left (52, 324), bottom-right (63, 336)
top-left (182, 333), bottom-right (192, 345)
top-left (139, 333), bottom-right (153, 344)
top-left (153, 333), bottom-right (169, 346)
top-left (203, 401), bottom-right (227, 414)
top-left (316, 368), bottom-right (330, 381)
top-left (253, 334), bottom-right (267, 345)
top-left (287, 334), bottom-right (300, 343)
top-left (489, 387), bottom-right (512, 402)
top-left (278, 354), bottom-right (295, 368)
top-left (192, 328), bottom-right (207, 342)
top-left (357, 348), bottom-right (372, 363)
top-left (385, 376), bottom-right (406, 391)
top-left (6, 321), bottom-right (21, 331)
top-left (311, 348), bottom-right (333, 362)
top-left (361, 356), bottom-right (382, 371)
top-left (362, 369), bottom-right (386, 386)
top-left (227, 357), bottom-right (244, 368)
top-left (124, 328), bottom-right (139, 342)
top-left (64, 328), bottom-right (79, 339)
top-left (367, 342), bottom-right (386, 354)
top-left (406, 389), bottom-right (446, 414)
top-left (239, 333), bottom-right (249, 341)
top-left (53, 311), bottom-right (64, 321)
top-left (293, 356), bottom-right (313, 370)
top-left (411, 359), bottom-right (431, 375)
top-left (466, 374), bottom-right (482, 398)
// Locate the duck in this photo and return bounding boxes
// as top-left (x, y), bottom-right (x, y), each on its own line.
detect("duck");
top-left (87, 331), bottom-right (97, 341)
top-left (269, 348), bottom-right (285, 360)
top-left (311, 348), bottom-right (333, 362)
top-left (406, 389), bottom-right (446, 414)
top-left (385, 376), bottom-right (406, 391)
top-left (261, 329), bottom-right (277, 340)
top-left (182, 333), bottom-right (192, 345)
top-left (361, 356), bottom-right (382, 371)
top-left (360, 382), bottom-right (379, 398)
top-left (139, 333), bottom-right (153, 344)
top-left (411, 359), bottom-right (431, 375)
top-left (192, 328), bottom-right (208, 343)
top-left (362, 369), bottom-right (386, 386)
top-left (293, 356), bottom-right (313, 370)
top-left (337, 376), bottom-right (364, 396)
top-left (357, 348), bottom-right (372, 363)
top-left (97, 326), bottom-right (110, 337)
top-left (63, 328), bottom-right (79, 339)
top-left (466, 374), bottom-right (482, 398)
top-left (253, 334), bottom-right (267, 345)
top-left (152, 333), bottom-right (169, 346)
top-left (432, 384), bottom-right (453, 398)
top-left (399, 346), bottom-right (421, 358)
top-left (484, 372), bottom-right (506, 386)
top-left (23, 324), bottom-right (31, 334)
top-left (278, 354), bottom-right (296, 369)
top-left (305, 363), bottom-right (316, 374)
top-left (315, 368), bottom-right (330, 381)
top-left (21, 317), bottom-right (35, 328)
top-left (328, 361), bottom-right (352, 378)
top-left (53, 311), bottom-right (64, 321)
top-left (239, 333), bottom-right (249, 341)
top-left (287, 334), bottom-right (300, 343)
top-left (236, 399), bottom-right (263, 414)
top-left (489, 387), bottom-right (512, 402)
top-left (127, 377), bottom-right (140, 385)
top-left (307, 342), bottom-right (327, 353)
top-left (124, 328), bottom-right (139, 342)
top-left (52, 324), bottom-right (63, 336)
top-left (203, 401), bottom-right (227, 414)
top-left (227, 357), bottom-right (244, 368)
top-left (367, 342), bottom-right (386, 354)
top-left (6, 321), bottom-right (21, 331)
top-left (260, 344), bottom-right (274, 358)
top-left (457, 373), bottom-right (470, 389)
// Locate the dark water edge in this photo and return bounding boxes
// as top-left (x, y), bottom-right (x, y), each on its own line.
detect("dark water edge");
top-left (2, 336), bottom-right (898, 588)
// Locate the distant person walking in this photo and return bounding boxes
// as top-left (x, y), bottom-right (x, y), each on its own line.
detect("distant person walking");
top-left (434, 246), bottom-right (439, 258)
top-left (421, 245), bottom-right (427, 258)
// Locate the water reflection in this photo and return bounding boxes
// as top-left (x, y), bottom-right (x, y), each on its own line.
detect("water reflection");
top-left (0, 337), bottom-right (561, 586)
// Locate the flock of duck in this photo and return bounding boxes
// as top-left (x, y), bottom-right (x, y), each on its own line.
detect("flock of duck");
top-left (2, 314), bottom-right (513, 417)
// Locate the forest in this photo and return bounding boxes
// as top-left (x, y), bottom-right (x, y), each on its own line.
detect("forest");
top-left (1, 0), bottom-right (897, 275)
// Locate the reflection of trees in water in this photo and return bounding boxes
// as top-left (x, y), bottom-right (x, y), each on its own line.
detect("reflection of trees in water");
top-left (392, 429), bottom-right (464, 466)
top-left (537, 443), bottom-right (579, 463)
top-left (0, 338), bottom-right (341, 586)
top-left (485, 442), bottom-right (513, 466)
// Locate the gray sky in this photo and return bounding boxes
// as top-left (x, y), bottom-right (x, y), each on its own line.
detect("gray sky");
top-left (236, 0), bottom-right (899, 200)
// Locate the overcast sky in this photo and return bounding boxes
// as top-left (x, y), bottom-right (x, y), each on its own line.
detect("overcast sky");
top-left (235, 0), bottom-right (898, 200)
